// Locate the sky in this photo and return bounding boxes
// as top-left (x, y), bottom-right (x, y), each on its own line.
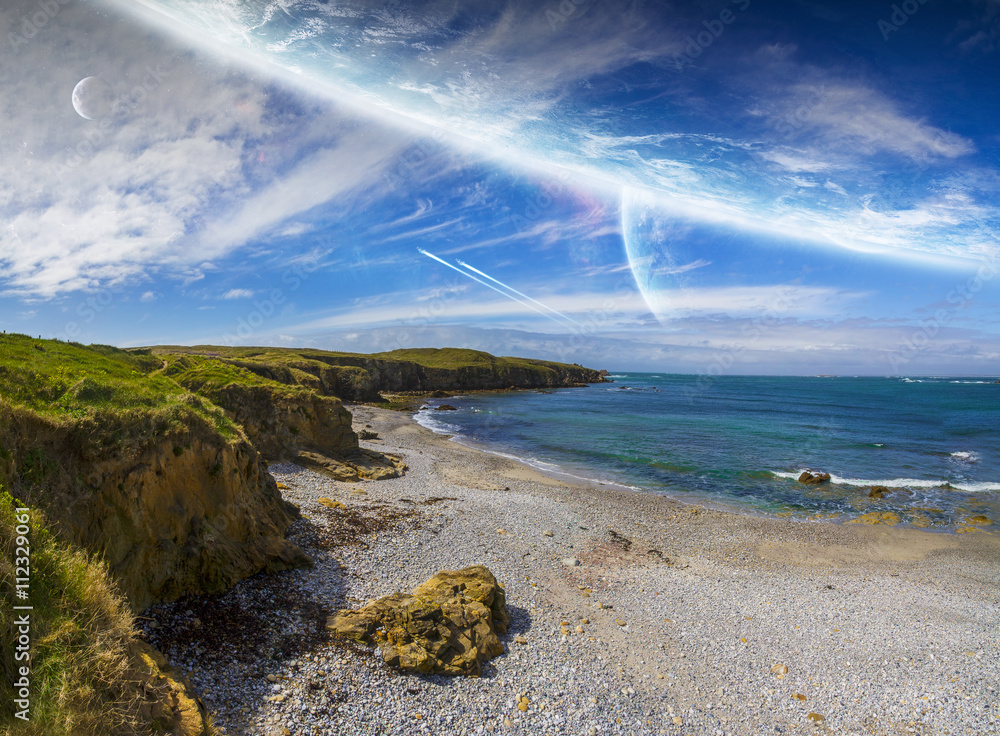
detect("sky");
top-left (1, 0), bottom-right (998, 375)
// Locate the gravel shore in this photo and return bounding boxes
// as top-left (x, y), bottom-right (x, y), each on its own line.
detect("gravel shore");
top-left (141, 405), bottom-right (1000, 736)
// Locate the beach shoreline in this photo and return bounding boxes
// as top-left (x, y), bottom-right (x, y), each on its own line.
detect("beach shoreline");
top-left (142, 405), bottom-right (1000, 736)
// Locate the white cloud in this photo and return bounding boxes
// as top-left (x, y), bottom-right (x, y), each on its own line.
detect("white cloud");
top-left (222, 289), bottom-right (255, 300)
top-left (824, 180), bottom-right (848, 196)
top-left (278, 222), bottom-right (313, 238)
top-left (755, 149), bottom-right (835, 173)
top-left (140, 291), bottom-right (156, 302)
top-left (198, 127), bottom-right (410, 254)
top-left (789, 83), bottom-right (975, 161)
top-left (0, 0), bottom-right (414, 300)
top-left (652, 259), bottom-right (712, 277)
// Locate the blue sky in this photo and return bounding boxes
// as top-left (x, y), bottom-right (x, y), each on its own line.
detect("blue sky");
top-left (1, 0), bottom-right (998, 374)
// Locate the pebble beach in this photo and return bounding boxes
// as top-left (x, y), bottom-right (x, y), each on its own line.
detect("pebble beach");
top-left (141, 405), bottom-right (1000, 736)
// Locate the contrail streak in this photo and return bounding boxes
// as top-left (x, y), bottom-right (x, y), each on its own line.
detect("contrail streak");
top-left (418, 249), bottom-right (575, 328)
top-left (456, 259), bottom-right (582, 327)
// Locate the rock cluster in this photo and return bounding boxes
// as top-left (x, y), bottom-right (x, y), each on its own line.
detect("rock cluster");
top-left (798, 471), bottom-right (831, 485)
top-left (327, 565), bottom-right (509, 676)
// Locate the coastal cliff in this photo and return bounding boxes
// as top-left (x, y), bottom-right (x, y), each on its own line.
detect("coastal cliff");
top-left (161, 354), bottom-right (406, 481)
top-left (0, 335), bottom-right (606, 734)
top-left (0, 394), bottom-right (308, 615)
top-left (1, 338), bottom-right (607, 610)
top-left (149, 345), bottom-right (609, 402)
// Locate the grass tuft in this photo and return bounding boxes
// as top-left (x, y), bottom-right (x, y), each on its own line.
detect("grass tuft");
top-left (0, 490), bottom-right (151, 736)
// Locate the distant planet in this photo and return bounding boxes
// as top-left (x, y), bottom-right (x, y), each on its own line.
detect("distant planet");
top-left (71, 76), bottom-right (116, 120)
top-left (622, 187), bottom-right (823, 323)
top-left (623, 187), bottom-right (727, 321)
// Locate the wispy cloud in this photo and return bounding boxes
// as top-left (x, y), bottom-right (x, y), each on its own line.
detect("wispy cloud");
top-left (222, 288), bottom-right (255, 300)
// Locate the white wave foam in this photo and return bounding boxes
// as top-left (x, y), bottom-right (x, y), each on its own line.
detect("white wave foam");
top-left (950, 451), bottom-right (978, 462)
top-left (770, 470), bottom-right (1000, 493)
top-left (413, 407), bottom-right (460, 436)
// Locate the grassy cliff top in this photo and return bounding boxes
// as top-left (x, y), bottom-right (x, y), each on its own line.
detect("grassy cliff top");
top-left (146, 344), bottom-right (597, 372)
top-left (159, 352), bottom-right (314, 398)
top-left (0, 336), bottom-right (604, 437)
top-left (0, 333), bottom-right (238, 441)
top-left (143, 344), bottom-right (606, 401)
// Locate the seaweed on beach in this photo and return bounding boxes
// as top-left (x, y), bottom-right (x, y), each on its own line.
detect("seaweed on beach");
top-left (304, 501), bottom-right (421, 552)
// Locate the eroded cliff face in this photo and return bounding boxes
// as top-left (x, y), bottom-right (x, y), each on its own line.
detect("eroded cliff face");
top-left (191, 384), bottom-right (405, 482)
top-left (230, 355), bottom-right (607, 402)
top-left (1, 405), bottom-right (310, 612)
top-left (205, 384), bottom-right (358, 461)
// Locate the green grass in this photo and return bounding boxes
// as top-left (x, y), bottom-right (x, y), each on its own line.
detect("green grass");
top-left (0, 335), bottom-right (240, 457)
top-left (368, 347), bottom-right (573, 370)
top-left (147, 344), bottom-right (591, 373)
top-left (144, 344), bottom-right (604, 402)
top-left (161, 353), bottom-right (302, 395)
top-left (0, 490), bottom-right (150, 736)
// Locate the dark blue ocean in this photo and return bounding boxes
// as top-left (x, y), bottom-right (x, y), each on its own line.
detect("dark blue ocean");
top-left (415, 374), bottom-right (1000, 530)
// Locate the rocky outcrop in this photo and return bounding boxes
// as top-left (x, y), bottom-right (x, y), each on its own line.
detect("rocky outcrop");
top-left (196, 383), bottom-right (358, 461)
top-left (847, 511), bottom-right (901, 526)
top-left (296, 448), bottom-right (407, 482)
top-left (868, 485), bottom-right (890, 498)
top-left (131, 640), bottom-right (213, 735)
top-left (327, 565), bottom-right (509, 676)
top-left (798, 471), bottom-right (831, 485)
top-left (0, 404), bottom-right (310, 612)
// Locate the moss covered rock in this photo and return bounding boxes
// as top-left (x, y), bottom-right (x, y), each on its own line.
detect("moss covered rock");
top-left (327, 565), bottom-right (509, 676)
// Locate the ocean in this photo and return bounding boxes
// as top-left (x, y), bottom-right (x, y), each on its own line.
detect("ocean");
top-left (415, 373), bottom-right (1000, 530)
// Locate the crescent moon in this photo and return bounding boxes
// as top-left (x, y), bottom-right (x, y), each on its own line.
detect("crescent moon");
top-left (71, 76), bottom-right (116, 120)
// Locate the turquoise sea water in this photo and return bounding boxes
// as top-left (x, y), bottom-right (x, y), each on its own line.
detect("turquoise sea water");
top-left (415, 374), bottom-right (1000, 530)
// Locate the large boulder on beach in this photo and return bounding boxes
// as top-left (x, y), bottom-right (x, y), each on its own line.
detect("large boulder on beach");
top-left (327, 565), bottom-right (509, 676)
top-left (798, 471), bottom-right (831, 485)
top-left (295, 448), bottom-right (406, 482)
